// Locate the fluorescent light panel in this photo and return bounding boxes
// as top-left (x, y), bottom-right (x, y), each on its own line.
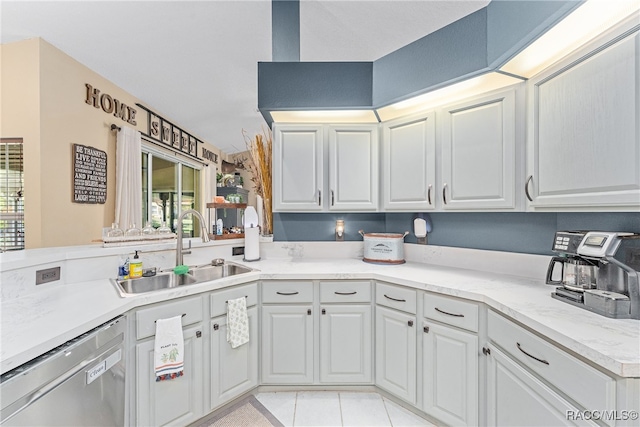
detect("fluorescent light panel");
top-left (270, 110), bottom-right (379, 123)
top-left (501, 0), bottom-right (640, 78)
top-left (376, 72), bottom-right (523, 122)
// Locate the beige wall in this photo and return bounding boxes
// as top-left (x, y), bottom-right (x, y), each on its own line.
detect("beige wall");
top-left (1, 38), bottom-right (224, 248)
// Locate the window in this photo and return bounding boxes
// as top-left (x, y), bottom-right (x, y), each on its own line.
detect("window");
top-left (142, 147), bottom-right (202, 237)
top-left (0, 139), bottom-right (24, 251)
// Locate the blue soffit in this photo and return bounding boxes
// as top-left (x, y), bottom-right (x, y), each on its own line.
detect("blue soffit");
top-left (258, 0), bottom-right (583, 122)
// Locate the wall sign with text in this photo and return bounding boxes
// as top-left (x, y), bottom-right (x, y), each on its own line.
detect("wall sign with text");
top-left (136, 103), bottom-right (217, 163)
top-left (73, 144), bottom-right (107, 204)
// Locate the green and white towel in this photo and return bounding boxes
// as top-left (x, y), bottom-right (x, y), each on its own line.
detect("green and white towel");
top-left (227, 297), bottom-right (249, 348)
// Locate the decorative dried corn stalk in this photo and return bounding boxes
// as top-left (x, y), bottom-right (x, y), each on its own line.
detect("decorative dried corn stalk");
top-left (243, 128), bottom-right (273, 235)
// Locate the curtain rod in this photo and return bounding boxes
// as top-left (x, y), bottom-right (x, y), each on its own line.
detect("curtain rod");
top-left (110, 124), bottom-right (121, 131)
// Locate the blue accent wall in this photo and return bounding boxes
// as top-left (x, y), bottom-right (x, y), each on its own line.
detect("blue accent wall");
top-left (274, 212), bottom-right (640, 256)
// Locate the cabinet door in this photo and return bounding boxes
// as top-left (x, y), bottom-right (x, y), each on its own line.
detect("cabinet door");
top-left (320, 305), bottom-right (372, 383)
top-left (440, 88), bottom-right (518, 210)
top-left (261, 305), bottom-right (314, 384)
top-left (527, 29), bottom-right (640, 209)
top-left (486, 345), bottom-right (597, 427)
top-left (375, 306), bottom-right (417, 404)
top-left (209, 306), bottom-right (258, 410)
top-left (423, 322), bottom-right (478, 426)
top-left (328, 125), bottom-right (379, 211)
top-left (382, 113), bottom-right (436, 210)
top-left (273, 125), bottom-right (324, 211)
top-left (136, 324), bottom-right (204, 427)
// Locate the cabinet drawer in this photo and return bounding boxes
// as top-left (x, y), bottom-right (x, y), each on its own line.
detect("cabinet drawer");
top-left (210, 282), bottom-right (258, 318)
top-left (136, 296), bottom-right (203, 340)
top-left (375, 282), bottom-right (416, 314)
top-left (320, 281), bottom-right (371, 303)
top-left (262, 281), bottom-right (313, 303)
top-left (488, 311), bottom-right (616, 416)
top-left (423, 293), bottom-right (479, 332)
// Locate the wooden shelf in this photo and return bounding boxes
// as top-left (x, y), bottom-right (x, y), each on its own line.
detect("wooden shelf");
top-left (208, 233), bottom-right (245, 240)
top-left (206, 203), bottom-right (247, 209)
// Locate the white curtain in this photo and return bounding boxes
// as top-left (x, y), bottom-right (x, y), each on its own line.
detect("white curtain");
top-left (115, 126), bottom-right (142, 230)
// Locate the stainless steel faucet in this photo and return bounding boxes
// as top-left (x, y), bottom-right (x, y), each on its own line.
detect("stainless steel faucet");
top-left (176, 209), bottom-right (210, 267)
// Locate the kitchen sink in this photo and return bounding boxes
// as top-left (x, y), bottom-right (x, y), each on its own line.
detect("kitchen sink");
top-left (115, 272), bottom-right (197, 295)
top-left (112, 261), bottom-right (254, 296)
top-left (188, 263), bottom-right (253, 282)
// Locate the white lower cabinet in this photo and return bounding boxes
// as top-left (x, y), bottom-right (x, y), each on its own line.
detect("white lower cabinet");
top-left (320, 304), bottom-right (372, 383)
top-left (261, 304), bottom-right (314, 384)
top-left (209, 306), bottom-right (258, 410)
top-left (136, 324), bottom-right (204, 427)
top-left (375, 305), bottom-right (417, 405)
top-left (422, 322), bottom-right (478, 426)
top-left (486, 345), bottom-right (596, 426)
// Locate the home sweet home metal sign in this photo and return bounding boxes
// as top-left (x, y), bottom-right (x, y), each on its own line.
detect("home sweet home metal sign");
top-left (72, 144), bottom-right (107, 204)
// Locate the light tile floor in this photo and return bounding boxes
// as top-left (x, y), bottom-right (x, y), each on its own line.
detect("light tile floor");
top-left (255, 391), bottom-right (437, 427)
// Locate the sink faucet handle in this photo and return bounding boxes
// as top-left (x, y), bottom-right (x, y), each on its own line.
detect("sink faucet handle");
top-left (212, 258), bottom-right (225, 266)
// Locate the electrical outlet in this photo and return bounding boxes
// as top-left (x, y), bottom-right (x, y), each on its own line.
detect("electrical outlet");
top-left (232, 246), bottom-right (245, 256)
top-left (36, 266), bottom-right (61, 285)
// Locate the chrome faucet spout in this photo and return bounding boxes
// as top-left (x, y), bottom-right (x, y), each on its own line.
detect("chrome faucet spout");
top-left (176, 209), bottom-right (210, 267)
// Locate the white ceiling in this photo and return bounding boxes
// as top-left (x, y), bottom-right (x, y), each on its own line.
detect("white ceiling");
top-left (1, 0), bottom-right (489, 154)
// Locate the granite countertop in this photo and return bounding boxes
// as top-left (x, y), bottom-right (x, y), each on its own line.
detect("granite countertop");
top-left (2, 257), bottom-right (639, 377)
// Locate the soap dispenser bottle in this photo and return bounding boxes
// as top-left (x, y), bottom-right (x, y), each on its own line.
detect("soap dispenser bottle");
top-left (129, 250), bottom-right (143, 279)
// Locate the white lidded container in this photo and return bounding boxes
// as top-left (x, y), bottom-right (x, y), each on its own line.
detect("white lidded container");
top-left (359, 230), bottom-right (409, 264)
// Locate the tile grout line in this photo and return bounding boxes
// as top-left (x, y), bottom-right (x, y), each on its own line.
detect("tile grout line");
top-left (381, 396), bottom-right (395, 427)
top-left (292, 391), bottom-right (298, 427)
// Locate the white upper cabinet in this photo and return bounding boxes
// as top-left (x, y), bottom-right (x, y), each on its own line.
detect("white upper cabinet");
top-left (382, 112), bottom-right (436, 210)
top-left (526, 22), bottom-right (640, 210)
top-left (273, 124), bottom-right (379, 212)
top-left (440, 87), bottom-right (521, 210)
top-left (273, 125), bottom-right (324, 211)
top-left (328, 125), bottom-right (379, 211)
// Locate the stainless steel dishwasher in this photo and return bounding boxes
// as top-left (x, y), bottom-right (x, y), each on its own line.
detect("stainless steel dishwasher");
top-left (0, 316), bottom-right (126, 426)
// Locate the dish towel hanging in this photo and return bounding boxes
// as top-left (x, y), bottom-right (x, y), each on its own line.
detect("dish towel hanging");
top-left (227, 297), bottom-right (249, 349)
top-left (154, 315), bottom-right (184, 381)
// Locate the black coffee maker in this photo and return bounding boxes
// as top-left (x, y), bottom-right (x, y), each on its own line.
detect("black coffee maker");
top-left (547, 231), bottom-right (640, 319)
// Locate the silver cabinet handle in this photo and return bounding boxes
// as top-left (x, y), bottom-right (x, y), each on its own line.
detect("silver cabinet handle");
top-left (517, 342), bottom-right (549, 365)
top-left (276, 291), bottom-right (299, 295)
top-left (435, 307), bottom-right (464, 317)
top-left (318, 190), bottom-right (322, 206)
top-left (427, 184), bottom-right (432, 205)
top-left (384, 294), bottom-right (406, 302)
top-left (442, 183), bottom-right (448, 205)
top-left (331, 190), bottom-right (335, 206)
top-left (335, 291), bottom-right (357, 295)
top-left (525, 175), bottom-right (534, 202)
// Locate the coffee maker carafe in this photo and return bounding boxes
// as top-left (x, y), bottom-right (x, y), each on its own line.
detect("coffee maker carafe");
top-left (547, 231), bottom-right (640, 319)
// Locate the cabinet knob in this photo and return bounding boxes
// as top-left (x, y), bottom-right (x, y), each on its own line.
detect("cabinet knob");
top-left (196, 330), bottom-right (202, 338)
top-left (423, 326), bottom-right (429, 333)
top-left (213, 324), bottom-right (219, 331)
top-left (482, 347), bottom-right (491, 356)
top-left (408, 320), bottom-right (414, 327)
top-left (307, 309), bottom-right (312, 315)
top-left (322, 308), bottom-right (326, 315)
